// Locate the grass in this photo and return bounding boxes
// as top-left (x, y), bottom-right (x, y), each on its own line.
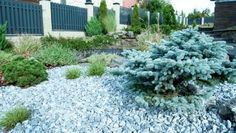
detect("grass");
top-left (86, 53), bottom-right (118, 66)
top-left (0, 107), bottom-right (31, 131)
top-left (66, 68), bottom-right (81, 79)
top-left (13, 35), bottom-right (41, 58)
top-left (88, 62), bottom-right (106, 76)
top-left (33, 44), bottom-right (77, 67)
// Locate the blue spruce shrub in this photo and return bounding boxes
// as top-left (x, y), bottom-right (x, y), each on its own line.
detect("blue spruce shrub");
top-left (122, 28), bottom-right (236, 111)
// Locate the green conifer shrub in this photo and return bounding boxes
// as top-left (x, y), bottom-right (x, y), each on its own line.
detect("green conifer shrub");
top-left (0, 107), bottom-right (31, 131)
top-left (2, 58), bottom-right (48, 87)
top-left (0, 24), bottom-right (12, 51)
top-left (162, 4), bottom-right (177, 34)
top-left (131, 5), bottom-right (141, 34)
top-left (85, 17), bottom-right (103, 36)
top-left (0, 51), bottom-right (18, 72)
top-left (99, 0), bottom-right (108, 33)
top-left (122, 28), bottom-right (236, 110)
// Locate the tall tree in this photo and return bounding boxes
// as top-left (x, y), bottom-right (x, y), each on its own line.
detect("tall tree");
top-left (188, 9), bottom-right (202, 19)
top-left (140, 0), bottom-right (167, 13)
top-left (202, 8), bottom-right (211, 17)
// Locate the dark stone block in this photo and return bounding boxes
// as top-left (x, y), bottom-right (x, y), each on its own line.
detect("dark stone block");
top-left (214, 2), bottom-right (236, 30)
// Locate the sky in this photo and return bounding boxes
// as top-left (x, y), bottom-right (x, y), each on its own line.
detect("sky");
top-left (169, 0), bottom-right (215, 15)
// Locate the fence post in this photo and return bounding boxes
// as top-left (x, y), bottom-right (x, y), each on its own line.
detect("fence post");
top-left (185, 18), bottom-right (188, 26)
top-left (201, 17), bottom-right (205, 25)
top-left (147, 11), bottom-right (150, 27)
top-left (40, 0), bottom-right (52, 36)
top-left (113, 2), bottom-right (120, 31)
top-left (85, 0), bottom-right (93, 21)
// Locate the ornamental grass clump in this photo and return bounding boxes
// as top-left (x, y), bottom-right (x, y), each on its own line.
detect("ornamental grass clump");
top-left (88, 62), bottom-right (106, 76)
top-left (66, 68), bottom-right (81, 79)
top-left (122, 28), bottom-right (236, 110)
top-left (0, 107), bottom-right (31, 131)
top-left (2, 58), bottom-right (48, 87)
top-left (33, 44), bottom-right (77, 67)
top-left (13, 35), bottom-right (41, 58)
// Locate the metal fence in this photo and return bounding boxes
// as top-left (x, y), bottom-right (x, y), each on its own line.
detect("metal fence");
top-left (150, 12), bottom-right (163, 25)
top-left (188, 18), bottom-right (202, 25)
top-left (120, 7), bottom-right (132, 25)
top-left (93, 7), bottom-right (115, 18)
top-left (93, 6), bottom-right (99, 18)
top-left (139, 8), bottom-right (147, 22)
top-left (51, 3), bottom-right (87, 31)
top-left (204, 17), bottom-right (214, 24)
top-left (0, 0), bottom-right (43, 35)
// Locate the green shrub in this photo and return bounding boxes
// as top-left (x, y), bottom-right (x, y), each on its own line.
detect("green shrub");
top-left (2, 58), bottom-right (47, 87)
top-left (91, 35), bottom-right (116, 47)
top-left (0, 51), bottom-right (17, 72)
top-left (192, 21), bottom-right (197, 28)
top-left (103, 12), bottom-right (116, 33)
top-left (85, 17), bottom-right (103, 36)
top-left (66, 68), bottom-right (81, 79)
top-left (0, 107), bottom-right (31, 131)
top-left (41, 35), bottom-right (116, 51)
top-left (86, 53), bottom-right (118, 66)
top-left (99, 0), bottom-right (108, 33)
top-left (160, 24), bottom-right (172, 35)
top-left (88, 62), bottom-right (105, 76)
top-left (14, 36), bottom-right (41, 58)
top-left (33, 45), bottom-right (77, 67)
top-left (122, 28), bottom-right (236, 110)
top-left (131, 5), bottom-right (141, 34)
top-left (0, 24), bottom-right (12, 51)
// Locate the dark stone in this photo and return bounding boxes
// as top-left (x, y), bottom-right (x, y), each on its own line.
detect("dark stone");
top-left (218, 97), bottom-right (236, 122)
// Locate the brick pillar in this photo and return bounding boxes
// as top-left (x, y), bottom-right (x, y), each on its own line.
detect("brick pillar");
top-left (40, 0), bottom-right (52, 36)
top-left (85, 1), bottom-right (94, 21)
top-left (113, 2), bottom-right (120, 31)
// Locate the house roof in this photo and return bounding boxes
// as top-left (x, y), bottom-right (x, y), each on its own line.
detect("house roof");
top-left (123, 0), bottom-right (137, 8)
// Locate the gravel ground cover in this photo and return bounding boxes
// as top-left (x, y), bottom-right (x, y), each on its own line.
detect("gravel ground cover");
top-left (0, 65), bottom-right (235, 133)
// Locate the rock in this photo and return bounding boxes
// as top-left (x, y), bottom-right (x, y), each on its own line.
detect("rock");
top-left (218, 97), bottom-right (236, 122)
top-left (110, 56), bottom-right (128, 67)
top-left (227, 120), bottom-right (232, 129)
top-left (127, 31), bottom-right (135, 39)
top-left (212, 125), bottom-right (218, 133)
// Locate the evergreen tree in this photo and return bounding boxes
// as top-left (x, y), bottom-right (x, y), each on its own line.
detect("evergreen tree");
top-left (98, 0), bottom-right (108, 33)
top-left (131, 4), bottom-right (141, 34)
top-left (122, 28), bottom-right (236, 97)
top-left (163, 4), bottom-right (177, 27)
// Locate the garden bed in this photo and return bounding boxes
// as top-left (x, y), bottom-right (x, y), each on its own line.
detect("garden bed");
top-left (0, 65), bottom-right (235, 132)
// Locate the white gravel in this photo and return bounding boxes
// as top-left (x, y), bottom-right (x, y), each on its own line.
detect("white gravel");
top-left (0, 65), bottom-right (235, 133)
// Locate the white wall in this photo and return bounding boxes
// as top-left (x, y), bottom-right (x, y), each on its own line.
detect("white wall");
top-left (50, 0), bottom-right (123, 9)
